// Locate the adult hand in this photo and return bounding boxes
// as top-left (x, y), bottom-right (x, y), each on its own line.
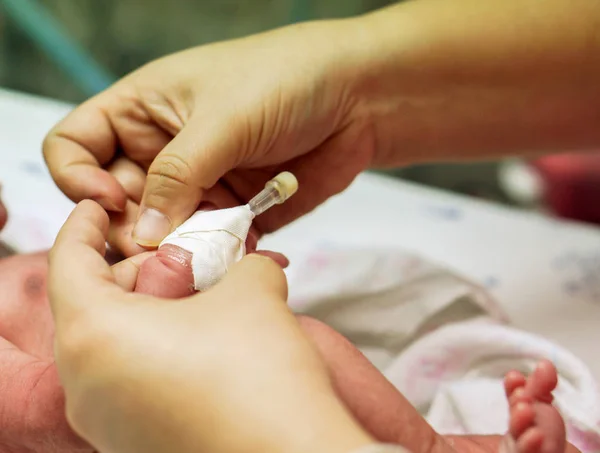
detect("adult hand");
top-left (43, 19), bottom-right (376, 257)
top-left (44, 0), bottom-right (600, 259)
top-left (48, 200), bottom-right (372, 453)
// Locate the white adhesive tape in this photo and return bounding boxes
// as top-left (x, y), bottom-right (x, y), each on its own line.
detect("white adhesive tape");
top-left (159, 205), bottom-right (254, 291)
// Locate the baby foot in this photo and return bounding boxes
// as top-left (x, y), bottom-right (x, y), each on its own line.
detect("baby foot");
top-left (502, 360), bottom-right (566, 453)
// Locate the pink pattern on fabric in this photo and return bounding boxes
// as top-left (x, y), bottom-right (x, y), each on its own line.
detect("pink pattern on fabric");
top-left (567, 423), bottom-right (600, 453)
top-left (419, 348), bottom-right (469, 380)
top-left (307, 252), bottom-right (331, 270)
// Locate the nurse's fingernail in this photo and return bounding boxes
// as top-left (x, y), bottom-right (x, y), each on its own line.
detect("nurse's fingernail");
top-left (133, 208), bottom-right (172, 247)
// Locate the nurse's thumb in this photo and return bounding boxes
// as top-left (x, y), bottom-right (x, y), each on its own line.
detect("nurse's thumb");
top-left (211, 253), bottom-right (289, 305)
top-left (132, 119), bottom-right (242, 248)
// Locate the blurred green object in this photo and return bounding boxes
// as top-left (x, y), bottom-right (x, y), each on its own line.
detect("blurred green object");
top-left (290, 0), bottom-right (311, 22)
top-left (0, 0), bottom-right (115, 96)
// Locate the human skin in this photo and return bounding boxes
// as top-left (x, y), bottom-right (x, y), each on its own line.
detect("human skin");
top-left (0, 230), bottom-right (440, 453)
top-left (43, 0), bottom-right (600, 257)
top-left (0, 194), bottom-right (86, 453)
top-left (0, 199), bottom-right (370, 453)
top-left (134, 246), bottom-right (575, 453)
top-left (0, 251), bottom-right (92, 453)
top-left (0, 195), bottom-right (578, 453)
top-left (0, 249), bottom-right (576, 453)
top-left (0, 192), bottom-right (7, 232)
top-left (0, 251), bottom-right (407, 453)
top-left (0, 199), bottom-right (372, 453)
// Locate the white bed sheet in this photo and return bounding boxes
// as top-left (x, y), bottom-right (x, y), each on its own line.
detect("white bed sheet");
top-left (1, 87), bottom-right (599, 378)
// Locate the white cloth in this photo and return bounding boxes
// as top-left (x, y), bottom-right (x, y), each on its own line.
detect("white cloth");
top-left (385, 319), bottom-right (600, 445)
top-left (286, 244), bottom-right (507, 369)
top-left (159, 206), bottom-right (254, 291)
top-left (285, 243), bottom-right (600, 453)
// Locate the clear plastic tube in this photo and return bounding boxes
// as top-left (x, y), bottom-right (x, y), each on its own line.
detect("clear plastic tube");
top-left (247, 172), bottom-right (298, 216)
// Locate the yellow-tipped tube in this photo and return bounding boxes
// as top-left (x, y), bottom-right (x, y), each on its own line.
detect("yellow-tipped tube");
top-left (247, 172), bottom-right (299, 217)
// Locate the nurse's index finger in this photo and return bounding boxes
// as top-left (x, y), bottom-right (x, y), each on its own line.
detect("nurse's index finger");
top-left (48, 201), bottom-right (122, 321)
top-left (43, 97), bottom-right (127, 212)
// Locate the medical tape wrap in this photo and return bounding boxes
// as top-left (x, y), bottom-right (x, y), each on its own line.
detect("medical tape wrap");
top-left (159, 206), bottom-right (255, 292)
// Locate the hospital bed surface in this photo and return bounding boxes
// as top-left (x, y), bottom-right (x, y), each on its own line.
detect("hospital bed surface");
top-left (1, 87), bottom-right (599, 379)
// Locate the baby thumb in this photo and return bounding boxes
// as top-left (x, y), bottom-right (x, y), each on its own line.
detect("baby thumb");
top-left (133, 118), bottom-right (243, 247)
top-left (210, 253), bottom-right (289, 306)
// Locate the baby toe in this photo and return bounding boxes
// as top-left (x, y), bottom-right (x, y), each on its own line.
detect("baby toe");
top-left (516, 427), bottom-right (544, 453)
top-left (505, 370), bottom-right (527, 398)
top-left (509, 387), bottom-right (534, 408)
top-left (510, 402), bottom-right (536, 440)
top-left (526, 361), bottom-right (557, 404)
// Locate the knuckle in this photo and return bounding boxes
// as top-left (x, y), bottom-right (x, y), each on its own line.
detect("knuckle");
top-left (147, 153), bottom-right (195, 191)
top-left (42, 129), bottom-right (70, 167)
top-left (42, 135), bottom-right (62, 177)
top-left (41, 132), bottom-right (83, 191)
top-left (41, 127), bottom-right (59, 157)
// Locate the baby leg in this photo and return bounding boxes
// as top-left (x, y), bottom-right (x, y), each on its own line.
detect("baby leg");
top-left (296, 315), bottom-right (445, 452)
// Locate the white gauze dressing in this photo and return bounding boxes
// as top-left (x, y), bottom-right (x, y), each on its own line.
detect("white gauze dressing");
top-left (159, 205), bottom-right (254, 291)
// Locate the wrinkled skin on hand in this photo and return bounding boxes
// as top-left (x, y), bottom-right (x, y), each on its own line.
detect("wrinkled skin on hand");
top-left (43, 20), bottom-right (376, 258)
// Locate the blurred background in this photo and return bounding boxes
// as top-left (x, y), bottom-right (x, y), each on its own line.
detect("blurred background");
top-left (1, 0), bottom-right (598, 223)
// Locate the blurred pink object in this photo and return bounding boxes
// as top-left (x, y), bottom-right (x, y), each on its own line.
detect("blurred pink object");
top-left (532, 152), bottom-right (600, 225)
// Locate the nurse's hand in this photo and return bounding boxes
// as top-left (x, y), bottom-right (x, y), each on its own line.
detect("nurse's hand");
top-left (48, 200), bottom-right (372, 453)
top-left (43, 19), bottom-right (376, 257)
